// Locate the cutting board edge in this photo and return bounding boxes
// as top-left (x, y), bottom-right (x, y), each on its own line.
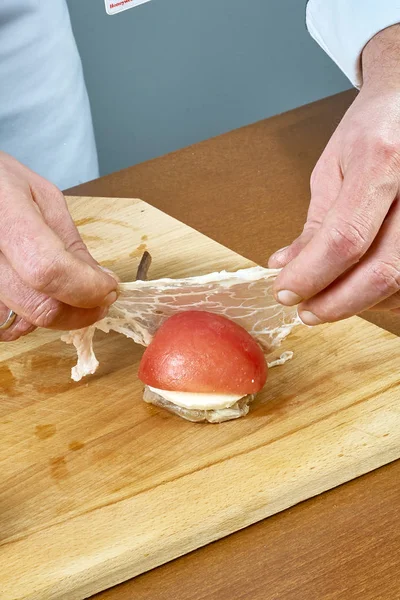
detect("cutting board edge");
top-left (3, 379), bottom-right (400, 600)
top-left (11, 439), bottom-right (400, 600)
top-left (2, 196), bottom-right (400, 600)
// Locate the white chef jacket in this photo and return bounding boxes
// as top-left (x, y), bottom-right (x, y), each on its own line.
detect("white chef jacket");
top-left (0, 0), bottom-right (98, 190)
top-left (0, 2), bottom-right (399, 191)
top-left (307, 0), bottom-right (400, 88)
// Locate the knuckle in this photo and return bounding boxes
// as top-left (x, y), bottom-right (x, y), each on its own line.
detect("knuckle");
top-left (362, 133), bottom-right (400, 175)
top-left (325, 221), bottom-right (368, 263)
top-left (35, 177), bottom-right (63, 202)
top-left (46, 181), bottom-right (63, 198)
top-left (27, 297), bottom-right (63, 329)
top-left (65, 236), bottom-right (89, 255)
top-left (368, 260), bottom-right (400, 296)
top-left (371, 135), bottom-right (398, 161)
top-left (46, 185), bottom-right (69, 217)
top-left (24, 254), bottom-right (63, 293)
top-left (303, 219), bottom-right (320, 235)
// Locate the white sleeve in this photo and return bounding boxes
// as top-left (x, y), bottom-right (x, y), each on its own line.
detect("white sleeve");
top-left (306, 0), bottom-right (400, 88)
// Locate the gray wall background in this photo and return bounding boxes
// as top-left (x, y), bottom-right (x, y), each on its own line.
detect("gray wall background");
top-left (66, 0), bottom-right (350, 177)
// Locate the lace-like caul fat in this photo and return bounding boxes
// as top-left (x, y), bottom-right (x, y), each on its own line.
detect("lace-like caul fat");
top-left (62, 266), bottom-right (301, 382)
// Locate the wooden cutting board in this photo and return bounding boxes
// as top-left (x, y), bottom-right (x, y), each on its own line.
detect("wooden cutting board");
top-left (1, 197), bottom-right (400, 600)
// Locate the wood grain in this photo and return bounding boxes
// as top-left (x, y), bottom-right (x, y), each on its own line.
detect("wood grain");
top-left (97, 460), bottom-right (400, 600)
top-left (1, 196), bottom-right (400, 600)
top-left (66, 90), bottom-right (400, 600)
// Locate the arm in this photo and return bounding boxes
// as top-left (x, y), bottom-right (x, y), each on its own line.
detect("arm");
top-left (362, 24), bottom-right (400, 90)
top-left (306, 0), bottom-right (400, 88)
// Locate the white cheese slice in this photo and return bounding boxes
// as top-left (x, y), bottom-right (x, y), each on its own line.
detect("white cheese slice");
top-left (148, 386), bottom-right (244, 410)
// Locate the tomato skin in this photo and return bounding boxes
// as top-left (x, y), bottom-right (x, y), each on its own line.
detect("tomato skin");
top-left (138, 311), bottom-right (267, 394)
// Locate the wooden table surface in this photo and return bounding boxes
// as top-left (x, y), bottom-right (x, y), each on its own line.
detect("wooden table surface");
top-left (67, 89), bottom-right (400, 600)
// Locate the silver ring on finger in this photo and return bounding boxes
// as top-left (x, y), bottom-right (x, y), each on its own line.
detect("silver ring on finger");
top-left (0, 309), bottom-right (17, 330)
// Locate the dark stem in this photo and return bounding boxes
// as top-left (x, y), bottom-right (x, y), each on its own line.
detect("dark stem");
top-left (136, 251), bottom-right (152, 281)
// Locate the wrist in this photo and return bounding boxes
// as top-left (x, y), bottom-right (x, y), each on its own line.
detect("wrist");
top-left (362, 24), bottom-right (400, 92)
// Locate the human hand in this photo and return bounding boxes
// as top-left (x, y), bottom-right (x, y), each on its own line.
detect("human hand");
top-left (0, 152), bottom-right (118, 342)
top-left (269, 25), bottom-right (400, 325)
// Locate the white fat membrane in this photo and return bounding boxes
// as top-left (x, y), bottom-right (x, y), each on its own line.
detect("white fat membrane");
top-left (62, 266), bottom-right (300, 384)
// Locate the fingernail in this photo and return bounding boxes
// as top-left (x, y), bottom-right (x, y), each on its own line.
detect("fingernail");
top-left (274, 246), bottom-right (289, 255)
top-left (102, 290), bottom-right (118, 307)
top-left (99, 265), bottom-right (120, 283)
top-left (298, 310), bottom-right (322, 326)
top-left (269, 247), bottom-right (289, 267)
top-left (276, 290), bottom-right (303, 306)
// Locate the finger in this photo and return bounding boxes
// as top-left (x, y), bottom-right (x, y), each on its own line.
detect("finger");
top-left (98, 265), bottom-right (120, 282)
top-left (268, 229), bottom-right (315, 268)
top-left (297, 201), bottom-right (400, 324)
top-left (0, 174), bottom-right (117, 308)
top-left (268, 158), bottom-right (342, 269)
top-left (30, 178), bottom-right (121, 285)
top-left (29, 176), bottom-right (102, 270)
top-left (367, 291), bottom-right (400, 311)
top-left (274, 163), bottom-right (397, 306)
top-left (0, 300), bottom-right (36, 342)
top-left (1, 153), bottom-right (101, 272)
top-left (0, 254), bottom-right (109, 331)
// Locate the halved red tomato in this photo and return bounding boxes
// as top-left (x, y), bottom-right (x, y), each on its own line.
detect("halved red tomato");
top-left (138, 311), bottom-right (267, 395)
